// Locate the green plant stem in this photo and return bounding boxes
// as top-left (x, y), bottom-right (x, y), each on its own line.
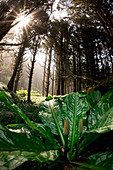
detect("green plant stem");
top-left (50, 105), bottom-right (65, 148)
top-left (71, 133), bottom-right (83, 161)
top-left (64, 119), bottom-right (70, 160)
top-left (69, 94), bottom-right (77, 158)
top-left (64, 135), bottom-right (68, 160)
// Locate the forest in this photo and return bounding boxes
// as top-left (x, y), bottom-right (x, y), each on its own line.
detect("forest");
top-left (0, 0), bottom-right (113, 169)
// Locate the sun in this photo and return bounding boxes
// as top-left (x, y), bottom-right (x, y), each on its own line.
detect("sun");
top-left (12, 13), bottom-right (32, 34)
top-left (16, 14), bottom-right (32, 28)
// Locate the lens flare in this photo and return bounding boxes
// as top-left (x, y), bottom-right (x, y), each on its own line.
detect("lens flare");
top-left (16, 14), bottom-right (32, 27)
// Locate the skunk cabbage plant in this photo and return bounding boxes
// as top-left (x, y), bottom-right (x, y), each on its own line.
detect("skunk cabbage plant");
top-left (0, 90), bottom-right (113, 169)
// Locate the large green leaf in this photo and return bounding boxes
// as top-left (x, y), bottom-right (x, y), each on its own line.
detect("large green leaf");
top-left (0, 150), bottom-right (59, 170)
top-left (76, 90), bottom-right (113, 156)
top-left (87, 107), bottom-right (113, 133)
top-left (7, 123), bottom-right (59, 148)
top-left (0, 123), bottom-right (59, 169)
top-left (76, 105), bottom-right (113, 156)
top-left (7, 124), bottom-right (34, 134)
top-left (88, 90), bottom-right (113, 131)
top-left (87, 151), bottom-right (113, 169)
top-left (87, 90), bottom-right (101, 108)
top-left (39, 99), bottom-right (64, 135)
top-left (62, 93), bottom-right (89, 146)
top-left (0, 123), bottom-right (60, 151)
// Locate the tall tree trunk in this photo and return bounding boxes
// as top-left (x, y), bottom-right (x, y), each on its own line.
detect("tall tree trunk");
top-left (77, 40), bottom-right (82, 91)
top-left (83, 35), bottom-right (90, 86)
top-left (78, 53), bottom-right (81, 91)
top-left (7, 34), bottom-right (27, 91)
top-left (60, 33), bottom-right (65, 95)
top-left (73, 51), bottom-right (76, 92)
top-left (89, 44), bottom-right (95, 81)
top-left (107, 44), bottom-right (113, 75)
top-left (76, 53), bottom-right (79, 91)
top-left (14, 62), bottom-right (22, 93)
top-left (27, 41), bottom-right (38, 103)
top-left (52, 69), bottom-right (54, 96)
top-left (95, 50), bottom-right (100, 80)
top-left (42, 54), bottom-right (47, 96)
top-left (110, 51), bottom-right (113, 75)
top-left (57, 55), bottom-right (61, 95)
top-left (45, 47), bottom-right (52, 97)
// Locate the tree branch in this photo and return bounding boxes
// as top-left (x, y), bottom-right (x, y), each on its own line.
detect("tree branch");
top-left (62, 74), bottom-right (99, 84)
top-left (0, 43), bottom-right (22, 46)
top-left (73, 75), bottom-right (99, 84)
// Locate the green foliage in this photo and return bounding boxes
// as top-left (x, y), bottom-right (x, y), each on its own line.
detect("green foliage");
top-left (17, 90), bottom-right (41, 98)
top-left (0, 91), bottom-right (58, 142)
top-left (87, 90), bottom-right (101, 108)
top-left (88, 90), bottom-right (113, 131)
top-left (87, 151), bottom-right (113, 169)
top-left (16, 90), bottom-right (45, 105)
top-left (17, 90), bottom-right (28, 97)
top-left (0, 90), bottom-right (113, 169)
top-left (45, 95), bottom-right (53, 101)
top-left (39, 90), bottom-right (113, 163)
top-left (39, 93), bottom-right (89, 150)
top-left (0, 91), bottom-right (60, 169)
top-left (0, 150), bottom-right (59, 170)
top-left (0, 90), bottom-right (41, 124)
top-left (31, 90), bottom-right (41, 97)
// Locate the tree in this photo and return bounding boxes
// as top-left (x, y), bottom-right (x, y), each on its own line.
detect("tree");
top-left (13, 59), bottom-right (23, 93)
top-left (27, 40), bottom-right (38, 103)
top-left (7, 32), bottom-right (28, 91)
top-left (42, 52), bottom-right (47, 96)
top-left (0, 0), bottom-right (20, 41)
top-left (45, 46), bottom-right (52, 97)
top-left (68, 0), bottom-right (113, 47)
top-left (0, 0), bottom-right (55, 41)
top-left (51, 68), bottom-right (55, 96)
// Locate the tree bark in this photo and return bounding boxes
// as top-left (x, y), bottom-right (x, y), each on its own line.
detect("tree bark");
top-left (52, 69), bottom-right (54, 96)
top-left (7, 34), bottom-right (27, 91)
top-left (42, 54), bottom-right (47, 96)
top-left (45, 47), bottom-right (52, 97)
top-left (77, 39), bottom-right (82, 91)
top-left (14, 62), bottom-right (22, 93)
top-left (27, 41), bottom-right (38, 103)
top-left (89, 44), bottom-right (95, 81)
top-left (60, 33), bottom-right (64, 95)
top-left (57, 55), bottom-right (61, 95)
top-left (73, 49), bottom-right (76, 92)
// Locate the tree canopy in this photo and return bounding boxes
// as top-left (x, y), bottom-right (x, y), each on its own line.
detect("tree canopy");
top-left (0, 0), bottom-right (113, 97)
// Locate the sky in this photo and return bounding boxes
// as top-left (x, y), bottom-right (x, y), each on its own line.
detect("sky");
top-left (50, 0), bottom-right (67, 20)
